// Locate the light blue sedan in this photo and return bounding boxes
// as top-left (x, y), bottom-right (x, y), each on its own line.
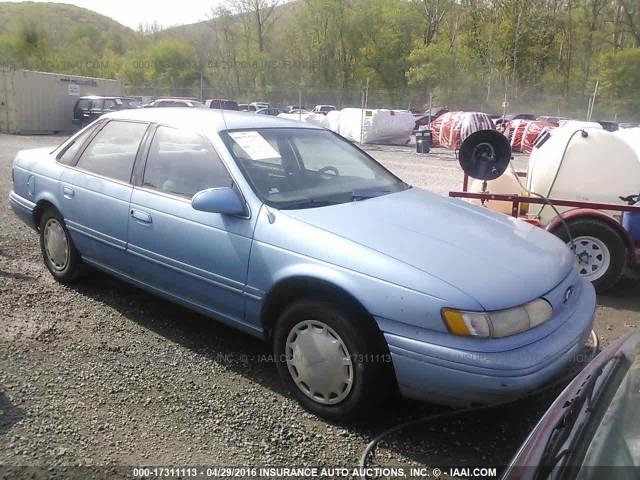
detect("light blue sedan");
top-left (9, 108), bottom-right (596, 421)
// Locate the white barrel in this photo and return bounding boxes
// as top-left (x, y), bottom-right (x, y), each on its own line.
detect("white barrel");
top-left (614, 127), bottom-right (640, 157)
top-left (527, 126), bottom-right (640, 225)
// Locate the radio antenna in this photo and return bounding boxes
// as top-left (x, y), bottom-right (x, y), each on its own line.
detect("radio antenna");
top-left (219, 98), bottom-right (229, 131)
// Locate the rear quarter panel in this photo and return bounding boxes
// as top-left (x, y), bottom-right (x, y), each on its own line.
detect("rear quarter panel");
top-left (12, 147), bottom-right (66, 224)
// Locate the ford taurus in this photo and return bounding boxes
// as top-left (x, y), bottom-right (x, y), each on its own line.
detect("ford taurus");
top-left (9, 109), bottom-right (596, 420)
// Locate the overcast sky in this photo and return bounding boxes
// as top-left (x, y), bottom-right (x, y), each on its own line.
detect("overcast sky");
top-left (10, 0), bottom-right (224, 29)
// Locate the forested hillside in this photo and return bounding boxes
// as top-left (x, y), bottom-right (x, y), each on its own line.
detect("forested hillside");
top-left (1, 1), bottom-right (639, 119)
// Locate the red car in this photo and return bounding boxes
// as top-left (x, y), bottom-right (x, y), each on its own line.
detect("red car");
top-left (504, 331), bottom-right (640, 479)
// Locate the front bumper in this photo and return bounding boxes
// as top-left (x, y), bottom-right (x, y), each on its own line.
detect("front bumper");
top-left (383, 276), bottom-right (596, 406)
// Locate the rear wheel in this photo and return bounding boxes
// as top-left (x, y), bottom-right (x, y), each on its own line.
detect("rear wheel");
top-left (39, 207), bottom-right (82, 283)
top-left (273, 300), bottom-right (393, 421)
top-left (553, 218), bottom-right (626, 292)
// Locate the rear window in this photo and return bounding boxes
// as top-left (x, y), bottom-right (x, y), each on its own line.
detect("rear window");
top-left (75, 121), bottom-right (148, 182)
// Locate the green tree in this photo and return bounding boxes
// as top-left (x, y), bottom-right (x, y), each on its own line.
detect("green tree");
top-left (599, 47), bottom-right (640, 117)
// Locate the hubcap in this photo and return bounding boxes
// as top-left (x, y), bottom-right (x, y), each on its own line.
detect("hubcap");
top-left (285, 320), bottom-right (353, 405)
top-left (44, 219), bottom-right (69, 271)
top-left (569, 236), bottom-right (610, 281)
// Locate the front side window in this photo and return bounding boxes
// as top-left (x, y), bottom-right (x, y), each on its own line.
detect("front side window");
top-left (142, 126), bottom-right (232, 199)
top-left (75, 121), bottom-right (147, 182)
top-left (222, 128), bottom-right (408, 209)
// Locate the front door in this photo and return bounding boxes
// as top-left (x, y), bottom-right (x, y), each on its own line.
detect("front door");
top-left (126, 125), bottom-right (254, 327)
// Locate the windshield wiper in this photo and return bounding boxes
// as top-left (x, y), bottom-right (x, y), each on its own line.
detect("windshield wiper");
top-left (275, 198), bottom-right (341, 210)
top-left (535, 355), bottom-right (623, 478)
top-left (351, 188), bottom-right (392, 201)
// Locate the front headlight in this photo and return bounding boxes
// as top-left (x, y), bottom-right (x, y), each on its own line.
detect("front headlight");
top-left (441, 298), bottom-right (553, 338)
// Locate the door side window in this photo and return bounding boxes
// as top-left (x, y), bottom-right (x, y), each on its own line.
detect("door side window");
top-left (103, 99), bottom-right (117, 110)
top-left (76, 121), bottom-right (148, 183)
top-left (57, 122), bottom-right (100, 165)
top-left (90, 99), bottom-right (103, 111)
top-left (142, 126), bottom-right (232, 199)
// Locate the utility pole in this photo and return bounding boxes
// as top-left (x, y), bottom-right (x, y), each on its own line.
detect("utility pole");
top-left (360, 78), bottom-right (370, 145)
top-left (587, 80), bottom-right (599, 121)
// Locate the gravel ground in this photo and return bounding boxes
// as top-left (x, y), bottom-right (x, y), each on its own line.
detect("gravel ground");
top-left (0, 134), bottom-right (638, 479)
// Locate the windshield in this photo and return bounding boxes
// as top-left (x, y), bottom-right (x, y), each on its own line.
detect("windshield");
top-left (221, 128), bottom-right (408, 209)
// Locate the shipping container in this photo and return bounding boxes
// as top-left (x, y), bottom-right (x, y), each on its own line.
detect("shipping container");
top-left (0, 69), bottom-right (123, 134)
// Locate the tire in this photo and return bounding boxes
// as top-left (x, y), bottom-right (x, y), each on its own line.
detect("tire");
top-left (553, 218), bottom-right (627, 293)
top-left (273, 299), bottom-right (393, 422)
top-left (39, 207), bottom-right (82, 284)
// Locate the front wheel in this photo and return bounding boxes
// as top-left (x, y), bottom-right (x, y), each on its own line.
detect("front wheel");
top-left (553, 218), bottom-right (627, 293)
top-left (273, 300), bottom-right (393, 421)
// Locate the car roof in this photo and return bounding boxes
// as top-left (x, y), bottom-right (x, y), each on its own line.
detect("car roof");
top-left (79, 96), bottom-right (134, 100)
top-left (154, 98), bottom-right (196, 102)
top-left (101, 108), bottom-right (323, 136)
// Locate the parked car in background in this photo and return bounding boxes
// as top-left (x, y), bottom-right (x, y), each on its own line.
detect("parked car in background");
top-left (204, 99), bottom-right (239, 111)
top-left (255, 107), bottom-right (284, 116)
top-left (72, 96), bottom-right (140, 127)
top-left (597, 120), bottom-right (619, 132)
top-left (313, 105), bottom-right (336, 115)
top-left (248, 102), bottom-right (270, 111)
top-left (413, 107), bottom-right (450, 131)
top-left (496, 113), bottom-right (536, 126)
top-left (286, 105), bottom-right (306, 113)
top-left (538, 115), bottom-right (568, 126)
top-left (148, 98), bottom-right (205, 108)
top-left (504, 331), bottom-right (640, 479)
top-left (238, 103), bottom-right (249, 112)
top-left (9, 108), bottom-right (595, 421)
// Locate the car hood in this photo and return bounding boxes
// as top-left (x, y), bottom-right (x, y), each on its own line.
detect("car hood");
top-left (282, 187), bottom-right (574, 310)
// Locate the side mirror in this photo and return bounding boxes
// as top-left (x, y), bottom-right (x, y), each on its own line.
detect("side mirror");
top-left (191, 187), bottom-right (246, 216)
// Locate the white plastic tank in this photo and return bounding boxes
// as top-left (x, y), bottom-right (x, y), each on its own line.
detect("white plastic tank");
top-left (277, 112), bottom-right (330, 128)
top-left (330, 108), bottom-right (414, 144)
top-left (557, 120), bottom-right (603, 130)
top-left (326, 110), bottom-right (341, 132)
top-left (614, 127), bottom-right (640, 157)
top-left (527, 126), bottom-right (640, 225)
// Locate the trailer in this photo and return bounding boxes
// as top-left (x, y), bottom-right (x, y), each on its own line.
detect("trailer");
top-left (0, 69), bottom-right (123, 134)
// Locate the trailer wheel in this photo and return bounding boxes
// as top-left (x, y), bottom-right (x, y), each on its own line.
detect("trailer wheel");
top-left (553, 218), bottom-right (627, 293)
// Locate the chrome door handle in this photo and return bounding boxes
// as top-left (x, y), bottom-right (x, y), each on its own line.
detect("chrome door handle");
top-left (130, 209), bottom-right (152, 224)
top-left (62, 186), bottom-right (75, 198)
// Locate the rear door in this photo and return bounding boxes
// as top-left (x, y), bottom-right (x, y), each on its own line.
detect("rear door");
top-left (59, 120), bottom-right (150, 271)
top-left (127, 125), bottom-right (254, 327)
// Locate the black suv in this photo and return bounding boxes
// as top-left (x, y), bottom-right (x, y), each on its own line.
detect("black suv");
top-left (72, 96), bottom-right (141, 127)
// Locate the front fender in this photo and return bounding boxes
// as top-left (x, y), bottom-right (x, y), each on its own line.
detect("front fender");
top-left (246, 240), bottom-right (482, 335)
